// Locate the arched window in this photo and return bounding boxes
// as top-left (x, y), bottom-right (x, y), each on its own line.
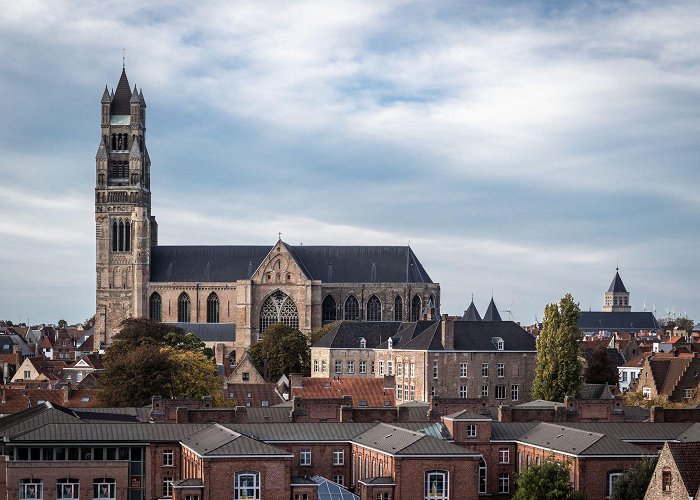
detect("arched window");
top-left (93, 478), bottom-right (115, 500)
top-left (111, 220), bottom-right (118, 251)
top-left (235, 471), bottom-right (260, 500)
top-left (149, 293), bottom-right (162, 322)
top-left (207, 293), bottom-right (219, 323)
top-left (394, 295), bottom-right (403, 322)
top-left (178, 293), bottom-right (191, 323)
top-left (259, 290), bottom-right (299, 336)
top-left (425, 470), bottom-right (448, 500)
top-left (124, 220), bottom-right (131, 252)
top-left (366, 295), bottom-right (381, 321)
top-left (411, 295), bottom-right (421, 322)
top-left (57, 478), bottom-right (79, 499)
top-left (344, 295), bottom-right (360, 321)
top-left (118, 221), bottom-right (124, 251)
top-left (322, 295), bottom-right (337, 323)
top-left (479, 457), bottom-right (487, 494)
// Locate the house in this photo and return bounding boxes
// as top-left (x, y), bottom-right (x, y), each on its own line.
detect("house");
top-left (62, 354), bottom-right (104, 387)
top-left (618, 353), bottom-right (647, 392)
top-left (644, 442), bottom-right (700, 499)
top-left (635, 352), bottom-right (700, 402)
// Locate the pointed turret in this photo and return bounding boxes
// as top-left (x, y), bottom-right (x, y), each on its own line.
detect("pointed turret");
top-left (483, 298), bottom-right (502, 321)
top-left (111, 68), bottom-right (132, 114)
top-left (101, 85), bottom-right (111, 103)
top-left (139, 89), bottom-right (146, 106)
top-left (607, 269), bottom-right (628, 293)
top-left (462, 298), bottom-right (482, 321)
top-left (130, 85), bottom-right (140, 104)
top-left (96, 138), bottom-right (108, 160)
top-left (129, 137), bottom-right (141, 159)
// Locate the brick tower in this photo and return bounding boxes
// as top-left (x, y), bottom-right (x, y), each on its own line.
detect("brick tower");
top-left (94, 68), bottom-right (157, 348)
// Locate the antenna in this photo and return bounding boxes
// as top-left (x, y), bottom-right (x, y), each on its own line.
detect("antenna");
top-left (503, 302), bottom-right (514, 320)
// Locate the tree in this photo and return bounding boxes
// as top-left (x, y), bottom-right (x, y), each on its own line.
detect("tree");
top-left (610, 458), bottom-right (657, 500)
top-left (532, 294), bottom-right (584, 402)
top-left (57, 319), bottom-right (68, 328)
top-left (248, 323), bottom-right (310, 381)
top-left (585, 344), bottom-right (618, 385)
top-left (309, 321), bottom-right (339, 347)
top-left (513, 460), bottom-right (584, 500)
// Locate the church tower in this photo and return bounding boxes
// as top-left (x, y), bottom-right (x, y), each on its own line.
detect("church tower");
top-left (94, 68), bottom-right (157, 348)
top-left (603, 268), bottom-right (631, 312)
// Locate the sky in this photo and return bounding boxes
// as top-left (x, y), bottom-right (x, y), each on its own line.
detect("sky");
top-left (0, 0), bottom-right (699, 326)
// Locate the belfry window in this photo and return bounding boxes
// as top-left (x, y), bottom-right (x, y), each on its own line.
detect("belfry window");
top-left (344, 295), bottom-right (360, 321)
top-left (178, 293), bottom-right (191, 323)
top-left (411, 295), bottom-right (421, 322)
top-left (322, 295), bottom-right (337, 323)
top-left (366, 295), bottom-right (381, 321)
top-left (111, 220), bottom-right (131, 252)
top-left (259, 290), bottom-right (299, 336)
top-left (394, 295), bottom-right (403, 321)
top-left (149, 293), bottom-right (162, 322)
top-left (207, 293), bottom-right (219, 323)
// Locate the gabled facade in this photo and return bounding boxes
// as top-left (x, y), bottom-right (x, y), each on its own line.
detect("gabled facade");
top-left (644, 442), bottom-right (700, 500)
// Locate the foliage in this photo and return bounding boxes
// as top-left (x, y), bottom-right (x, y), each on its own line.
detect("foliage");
top-left (82, 315), bottom-right (96, 330)
top-left (57, 319), bottom-right (68, 328)
top-left (309, 321), bottom-right (339, 347)
top-left (532, 294), bottom-right (584, 402)
top-left (623, 391), bottom-right (681, 409)
top-left (513, 459), bottom-right (583, 500)
top-left (660, 316), bottom-right (694, 333)
top-left (610, 458), bottom-right (658, 500)
top-left (248, 323), bottom-right (310, 381)
top-left (584, 344), bottom-right (618, 385)
top-left (98, 319), bottom-right (223, 406)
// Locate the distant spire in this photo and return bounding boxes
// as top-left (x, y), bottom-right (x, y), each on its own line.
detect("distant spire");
top-left (463, 296), bottom-right (482, 321)
top-left (95, 137), bottom-right (108, 160)
top-left (139, 88), bottom-right (146, 106)
top-left (129, 137), bottom-right (141, 158)
top-left (484, 297), bottom-right (502, 321)
top-left (111, 68), bottom-right (132, 115)
top-left (130, 85), bottom-right (140, 103)
top-left (101, 85), bottom-right (111, 103)
top-left (122, 48), bottom-right (126, 69)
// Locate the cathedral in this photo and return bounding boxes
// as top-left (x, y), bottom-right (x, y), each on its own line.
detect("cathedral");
top-left (94, 68), bottom-right (440, 358)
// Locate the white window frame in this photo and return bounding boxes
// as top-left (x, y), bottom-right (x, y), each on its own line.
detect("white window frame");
top-left (333, 449), bottom-right (344, 466)
top-left (20, 480), bottom-right (43, 500)
top-left (234, 471), bottom-right (260, 500)
top-left (481, 384), bottom-right (489, 397)
top-left (511, 384), bottom-right (519, 401)
top-left (499, 448), bottom-right (510, 464)
top-left (467, 424), bottom-right (477, 438)
top-left (424, 470), bottom-right (449, 500)
top-left (460, 362), bottom-right (467, 378)
top-left (93, 479), bottom-right (116, 500)
top-left (459, 385), bottom-right (467, 399)
top-left (498, 473), bottom-right (509, 494)
top-left (379, 361), bottom-right (384, 375)
top-left (163, 449), bottom-right (174, 466)
top-left (482, 363), bottom-right (489, 377)
top-left (359, 360), bottom-right (366, 374)
top-left (57, 479), bottom-right (79, 500)
top-left (300, 448), bottom-right (312, 466)
top-left (387, 360), bottom-right (393, 375)
top-left (397, 362), bottom-right (403, 376)
top-left (497, 363), bottom-right (505, 378)
top-left (335, 360), bottom-right (342, 374)
top-left (162, 477), bottom-right (173, 498)
top-left (495, 384), bottom-right (506, 400)
top-left (347, 360), bottom-right (355, 374)
top-left (410, 362), bottom-right (415, 378)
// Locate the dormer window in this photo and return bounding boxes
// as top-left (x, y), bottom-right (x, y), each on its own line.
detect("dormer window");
top-left (492, 337), bottom-right (504, 350)
top-left (388, 337), bottom-right (393, 349)
top-left (359, 337), bottom-right (366, 349)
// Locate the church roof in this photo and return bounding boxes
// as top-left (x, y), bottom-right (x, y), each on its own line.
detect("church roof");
top-left (111, 68), bottom-right (132, 115)
top-left (150, 245), bottom-right (433, 284)
top-left (483, 298), bottom-right (502, 321)
top-left (462, 299), bottom-right (482, 321)
top-left (608, 270), bottom-right (628, 293)
top-left (578, 311), bottom-right (658, 332)
top-left (166, 322), bottom-right (236, 342)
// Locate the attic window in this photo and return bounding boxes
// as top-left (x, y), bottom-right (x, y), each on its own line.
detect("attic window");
top-left (492, 337), bottom-right (504, 350)
top-left (359, 337), bottom-right (366, 349)
top-left (359, 400), bottom-right (368, 407)
top-left (81, 397), bottom-right (90, 403)
top-left (324, 381), bottom-right (331, 388)
top-left (262, 400), bottom-right (269, 407)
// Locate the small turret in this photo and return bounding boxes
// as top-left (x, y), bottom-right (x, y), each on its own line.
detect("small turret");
top-left (483, 297), bottom-right (502, 321)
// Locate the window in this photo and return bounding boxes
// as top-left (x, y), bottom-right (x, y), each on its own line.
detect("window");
top-left (295, 495), bottom-right (309, 500)
top-left (242, 372), bottom-right (250, 381)
top-left (300, 448), bottom-right (311, 466)
top-left (235, 471), bottom-right (260, 500)
top-left (149, 293), bottom-right (162, 322)
top-left (333, 449), bottom-right (344, 465)
top-left (499, 448), bottom-right (510, 464)
top-left (314, 359), bottom-right (319, 373)
top-left (110, 219), bottom-right (131, 252)
top-left (259, 290), bottom-right (299, 334)
top-left (536, 456), bottom-right (541, 465)
top-left (23, 370), bottom-right (31, 379)
top-left (379, 361), bottom-right (384, 375)
top-left (403, 384), bottom-right (408, 400)
top-left (482, 363), bottom-right (489, 377)
top-left (643, 386), bottom-right (652, 400)
top-left (335, 360), bottom-right (342, 374)
top-left (511, 384), bottom-right (519, 401)
top-left (497, 363), bottom-right (505, 377)
top-left (410, 362), bottom-right (415, 378)
top-left (360, 337), bottom-right (367, 349)
top-left (93, 478), bottom-right (115, 500)
top-left (387, 361), bottom-right (393, 375)
top-left (344, 295), bottom-right (360, 320)
top-left (411, 295), bottom-right (421, 322)
top-left (322, 361), bottom-right (327, 373)
top-left (394, 295), bottom-right (403, 321)
top-left (498, 473), bottom-right (509, 494)
top-left (431, 386), bottom-right (436, 397)
top-left (467, 424), bottom-right (477, 438)
top-left (333, 475), bottom-right (345, 486)
top-left (459, 385), bottom-right (467, 398)
top-left (606, 471), bottom-right (623, 499)
top-left (185, 496), bottom-right (199, 500)
top-left (481, 384), bottom-right (489, 398)
top-left (410, 385), bottom-right (415, 400)
top-left (347, 361), bottom-right (355, 374)
top-left (432, 361), bottom-right (438, 379)
top-left (460, 362), bottom-right (467, 377)
top-left (367, 295), bottom-right (382, 321)
top-left (479, 458), bottom-right (487, 493)
top-left (322, 295), bottom-right (337, 323)
top-left (20, 479), bottom-right (42, 500)
top-left (621, 371), bottom-right (628, 382)
top-left (177, 292), bottom-right (191, 323)
top-left (684, 388), bottom-right (693, 400)
top-left (662, 469), bottom-right (672, 492)
top-left (425, 470), bottom-right (448, 500)
top-left (162, 477), bottom-right (173, 498)
top-left (360, 361), bottom-right (366, 374)
top-left (397, 385), bottom-right (403, 400)
top-left (206, 292), bottom-right (219, 323)
top-left (495, 385), bottom-right (506, 399)
top-left (397, 362), bottom-right (403, 376)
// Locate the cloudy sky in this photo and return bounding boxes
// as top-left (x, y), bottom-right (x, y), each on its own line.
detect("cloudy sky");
top-left (1, 0), bottom-right (698, 326)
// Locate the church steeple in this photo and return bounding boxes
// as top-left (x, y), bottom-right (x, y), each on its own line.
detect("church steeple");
top-left (603, 268), bottom-right (631, 312)
top-left (462, 295), bottom-right (482, 321)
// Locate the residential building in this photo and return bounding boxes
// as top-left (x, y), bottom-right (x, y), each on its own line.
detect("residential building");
top-left (644, 442), bottom-right (700, 499)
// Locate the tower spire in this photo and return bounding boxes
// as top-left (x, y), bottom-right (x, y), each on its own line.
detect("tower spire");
top-left (122, 48), bottom-right (126, 69)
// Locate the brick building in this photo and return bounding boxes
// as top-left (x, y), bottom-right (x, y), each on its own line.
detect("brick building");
top-left (644, 442), bottom-right (700, 499)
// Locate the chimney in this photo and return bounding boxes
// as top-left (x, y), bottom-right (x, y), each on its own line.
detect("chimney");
top-left (290, 373), bottom-right (303, 389)
top-left (441, 314), bottom-right (454, 350)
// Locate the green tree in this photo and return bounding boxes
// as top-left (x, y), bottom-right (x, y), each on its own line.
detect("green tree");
top-left (57, 319), bottom-right (68, 328)
top-left (584, 344), bottom-right (618, 385)
top-left (248, 323), bottom-right (310, 381)
top-left (513, 460), bottom-right (583, 500)
top-left (610, 458), bottom-right (657, 500)
top-left (309, 321), bottom-right (339, 347)
top-left (532, 294), bottom-right (583, 402)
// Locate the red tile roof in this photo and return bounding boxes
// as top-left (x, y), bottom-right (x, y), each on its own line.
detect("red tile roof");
top-left (291, 377), bottom-right (395, 408)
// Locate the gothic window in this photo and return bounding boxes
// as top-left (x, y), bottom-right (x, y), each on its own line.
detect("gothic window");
top-left (207, 293), bottom-right (219, 323)
top-left (322, 295), bottom-right (337, 323)
top-left (428, 294), bottom-right (436, 316)
top-left (411, 295), bottom-right (421, 322)
top-left (149, 293), bottom-right (162, 322)
top-left (118, 221), bottom-right (124, 251)
top-left (124, 220), bottom-right (131, 251)
top-left (344, 295), bottom-right (360, 321)
top-left (178, 293), bottom-right (191, 323)
top-left (394, 295), bottom-right (403, 322)
top-left (259, 290), bottom-right (299, 336)
top-left (112, 220), bottom-right (118, 251)
top-left (366, 295), bottom-right (381, 321)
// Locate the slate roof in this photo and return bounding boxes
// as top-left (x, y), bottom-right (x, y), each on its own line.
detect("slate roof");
top-left (111, 68), bottom-right (132, 115)
top-left (667, 442), bottom-right (700, 496)
top-left (313, 321), bottom-right (404, 349)
top-left (182, 424), bottom-right (291, 457)
top-left (226, 383), bottom-right (284, 407)
top-left (462, 300), bottom-right (482, 321)
top-left (578, 312), bottom-right (659, 332)
top-left (227, 422), bottom-right (375, 442)
top-left (167, 322), bottom-right (236, 342)
top-left (483, 298), bottom-right (502, 321)
top-left (9, 422), bottom-right (208, 442)
top-left (579, 383), bottom-right (614, 399)
top-left (150, 244), bottom-right (433, 283)
top-left (352, 423), bottom-right (476, 456)
top-left (0, 335), bottom-right (33, 356)
top-left (608, 271), bottom-right (628, 292)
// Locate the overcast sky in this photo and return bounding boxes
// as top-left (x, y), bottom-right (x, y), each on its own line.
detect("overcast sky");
top-left (1, 0), bottom-right (698, 326)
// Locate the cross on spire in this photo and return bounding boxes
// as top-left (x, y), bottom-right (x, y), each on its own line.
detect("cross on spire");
top-left (122, 48), bottom-right (126, 69)
top-left (278, 232), bottom-right (282, 240)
